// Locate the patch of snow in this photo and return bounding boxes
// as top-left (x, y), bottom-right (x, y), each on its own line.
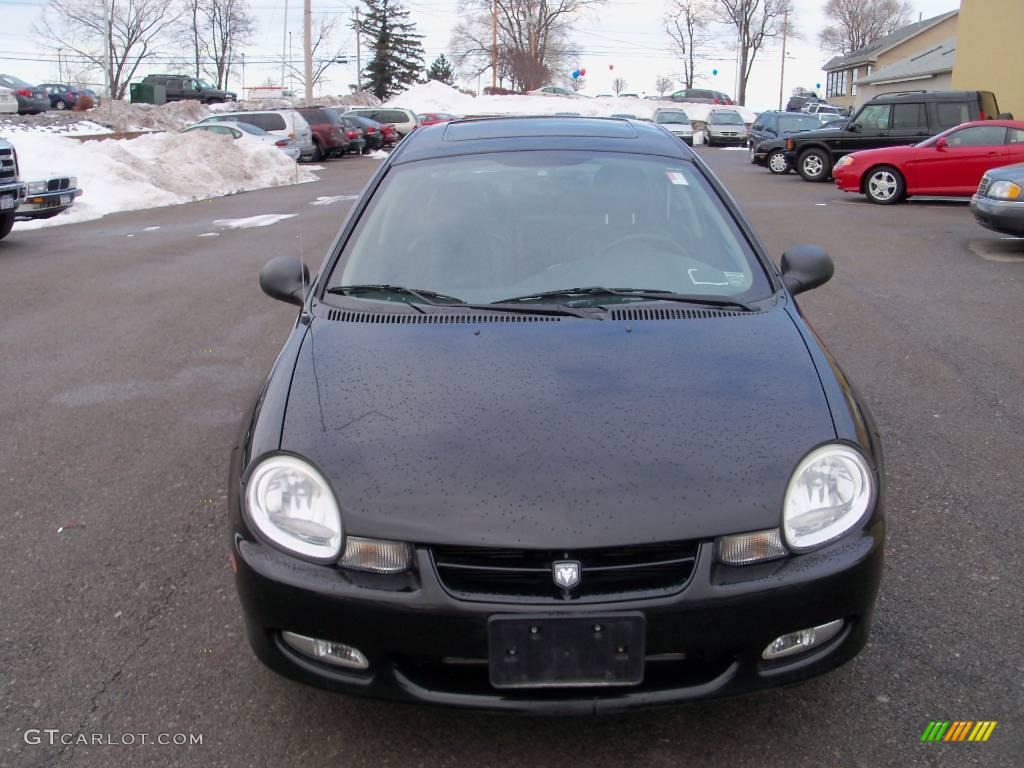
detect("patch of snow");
top-left (367, 150), bottom-right (389, 159)
top-left (310, 195), bottom-right (359, 206)
top-left (212, 213), bottom-right (297, 229)
top-left (11, 131), bottom-right (317, 229)
top-left (198, 232), bottom-right (220, 237)
top-left (0, 119), bottom-right (114, 137)
top-left (718, 146), bottom-right (750, 151)
top-left (304, 164), bottom-right (326, 171)
top-left (384, 81), bottom-right (758, 124)
top-left (143, 225), bottom-right (161, 231)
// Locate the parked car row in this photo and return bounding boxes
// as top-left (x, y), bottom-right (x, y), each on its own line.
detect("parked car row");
top-left (748, 89), bottom-right (1024, 207)
top-left (0, 137), bottom-right (83, 241)
top-left (0, 74), bottom-right (102, 114)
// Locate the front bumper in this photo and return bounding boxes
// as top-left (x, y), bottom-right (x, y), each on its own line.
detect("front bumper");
top-left (0, 182), bottom-right (27, 214)
top-left (232, 510), bottom-right (884, 713)
top-left (708, 131), bottom-right (747, 143)
top-left (15, 187), bottom-right (82, 220)
top-left (832, 167), bottom-right (860, 193)
top-left (970, 195), bottom-right (1024, 237)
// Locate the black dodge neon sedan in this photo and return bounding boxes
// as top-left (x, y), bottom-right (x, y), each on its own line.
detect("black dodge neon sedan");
top-left (230, 116), bottom-right (885, 713)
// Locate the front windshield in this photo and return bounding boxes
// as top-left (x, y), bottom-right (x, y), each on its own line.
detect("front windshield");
top-left (779, 114), bottom-right (822, 132)
top-left (711, 111), bottom-right (743, 124)
top-left (327, 151), bottom-right (771, 305)
top-left (657, 111), bottom-right (690, 125)
top-left (196, 79), bottom-right (213, 89)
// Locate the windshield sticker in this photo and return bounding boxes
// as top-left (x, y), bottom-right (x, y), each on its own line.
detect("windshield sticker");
top-left (687, 268), bottom-right (729, 286)
top-left (666, 171), bottom-right (689, 185)
top-left (724, 272), bottom-right (746, 286)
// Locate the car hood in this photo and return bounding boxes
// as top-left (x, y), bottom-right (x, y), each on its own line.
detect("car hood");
top-left (845, 144), bottom-right (923, 164)
top-left (279, 305), bottom-right (836, 548)
top-left (983, 161), bottom-right (1024, 182)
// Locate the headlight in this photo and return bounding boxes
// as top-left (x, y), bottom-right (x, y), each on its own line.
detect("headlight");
top-left (782, 444), bottom-right (873, 551)
top-left (988, 180), bottom-right (1022, 200)
top-left (68, 176), bottom-right (77, 189)
top-left (27, 180), bottom-right (47, 194)
top-left (244, 455), bottom-right (343, 561)
top-left (834, 155), bottom-right (854, 169)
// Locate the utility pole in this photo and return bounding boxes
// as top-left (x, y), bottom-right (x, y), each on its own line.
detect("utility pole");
top-left (777, 8), bottom-right (788, 111)
top-left (303, 0), bottom-right (312, 103)
top-left (491, 0), bottom-right (497, 90)
top-left (289, 32), bottom-right (294, 93)
top-left (354, 8), bottom-right (362, 93)
top-left (240, 52), bottom-right (246, 99)
top-left (103, 0), bottom-right (112, 98)
top-left (281, 0), bottom-right (289, 90)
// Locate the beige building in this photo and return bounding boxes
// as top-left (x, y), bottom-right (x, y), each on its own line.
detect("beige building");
top-left (821, 10), bottom-right (959, 110)
top-left (951, 0), bottom-right (1024, 118)
top-left (853, 38), bottom-right (955, 105)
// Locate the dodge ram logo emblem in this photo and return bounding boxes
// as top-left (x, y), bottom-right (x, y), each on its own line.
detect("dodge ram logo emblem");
top-left (553, 560), bottom-right (581, 589)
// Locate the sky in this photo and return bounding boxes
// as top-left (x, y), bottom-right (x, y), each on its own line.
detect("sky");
top-left (1, 0), bottom-right (961, 111)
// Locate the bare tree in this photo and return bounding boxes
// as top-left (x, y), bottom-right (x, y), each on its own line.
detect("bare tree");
top-left (665, 0), bottom-right (711, 89)
top-left (612, 76), bottom-right (627, 95)
top-left (714, 0), bottom-right (793, 105)
top-left (654, 74), bottom-right (674, 97)
top-left (451, 0), bottom-right (605, 92)
top-left (201, 0), bottom-right (255, 89)
top-left (279, 15), bottom-right (347, 93)
top-left (819, 0), bottom-right (912, 55)
top-left (37, 0), bottom-right (183, 99)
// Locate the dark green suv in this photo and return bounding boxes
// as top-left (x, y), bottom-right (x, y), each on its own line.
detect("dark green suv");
top-left (784, 90), bottom-right (1003, 182)
top-left (140, 74), bottom-right (236, 104)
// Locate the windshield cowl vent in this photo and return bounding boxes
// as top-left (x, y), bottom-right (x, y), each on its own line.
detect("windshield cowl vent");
top-left (325, 309), bottom-right (561, 324)
top-left (610, 307), bottom-right (754, 321)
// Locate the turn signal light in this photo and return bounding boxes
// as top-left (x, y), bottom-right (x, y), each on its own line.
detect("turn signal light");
top-left (339, 537), bottom-right (412, 573)
top-left (717, 528), bottom-right (788, 565)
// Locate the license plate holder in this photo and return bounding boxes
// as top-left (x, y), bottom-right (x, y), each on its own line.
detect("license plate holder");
top-left (489, 613), bottom-right (645, 689)
top-left (60, 194), bottom-right (71, 205)
top-left (0, 195), bottom-right (13, 210)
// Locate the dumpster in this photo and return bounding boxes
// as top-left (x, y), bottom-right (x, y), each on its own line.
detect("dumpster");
top-left (129, 82), bottom-right (166, 105)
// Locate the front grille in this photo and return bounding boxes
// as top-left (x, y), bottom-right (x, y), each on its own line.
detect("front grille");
top-left (432, 540), bottom-right (700, 603)
top-left (46, 178), bottom-right (71, 192)
top-left (0, 149), bottom-right (14, 182)
top-left (977, 176), bottom-right (991, 198)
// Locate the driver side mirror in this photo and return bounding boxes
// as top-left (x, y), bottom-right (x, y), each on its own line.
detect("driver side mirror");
top-left (259, 256), bottom-right (310, 306)
top-left (847, 122), bottom-right (861, 133)
top-left (935, 137), bottom-right (948, 151)
top-left (781, 245), bottom-right (834, 295)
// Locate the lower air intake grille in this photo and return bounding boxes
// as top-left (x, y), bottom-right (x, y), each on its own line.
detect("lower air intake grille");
top-left (432, 540), bottom-right (700, 603)
top-left (325, 309), bottom-right (560, 324)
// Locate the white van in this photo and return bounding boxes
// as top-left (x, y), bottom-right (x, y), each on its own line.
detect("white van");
top-left (199, 109), bottom-right (315, 160)
top-left (342, 107), bottom-right (419, 137)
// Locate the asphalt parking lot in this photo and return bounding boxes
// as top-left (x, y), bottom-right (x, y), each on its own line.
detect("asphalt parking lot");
top-left (1, 146), bottom-right (1021, 768)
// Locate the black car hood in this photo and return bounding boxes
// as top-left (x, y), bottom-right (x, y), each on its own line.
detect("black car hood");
top-left (279, 305), bottom-right (836, 548)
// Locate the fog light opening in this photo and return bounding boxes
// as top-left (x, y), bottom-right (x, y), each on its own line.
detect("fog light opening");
top-left (281, 631), bottom-right (369, 670)
top-left (762, 619), bottom-right (845, 660)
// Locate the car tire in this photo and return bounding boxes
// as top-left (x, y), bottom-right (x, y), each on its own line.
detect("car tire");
top-left (55, 100), bottom-right (68, 110)
top-left (310, 141), bottom-right (323, 162)
top-left (207, 98), bottom-right (224, 105)
top-left (863, 165), bottom-right (906, 205)
top-left (0, 211), bottom-right (15, 241)
top-left (797, 148), bottom-right (831, 182)
top-left (767, 149), bottom-right (790, 175)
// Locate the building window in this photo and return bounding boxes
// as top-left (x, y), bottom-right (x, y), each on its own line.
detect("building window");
top-left (827, 69), bottom-right (849, 98)
top-left (851, 68), bottom-right (858, 96)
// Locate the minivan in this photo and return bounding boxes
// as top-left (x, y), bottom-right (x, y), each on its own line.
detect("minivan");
top-left (343, 107), bottom-right (418, 138)
top-left (199, 109), bottom-right (315, 160)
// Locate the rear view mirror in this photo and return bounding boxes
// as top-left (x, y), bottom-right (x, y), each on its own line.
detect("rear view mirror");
top-left (935, 137), bottom-right (948, 151)
top-left (259, 256), bottom-right (311, 306)
top-left (781, 245), bottom-right (834, 295)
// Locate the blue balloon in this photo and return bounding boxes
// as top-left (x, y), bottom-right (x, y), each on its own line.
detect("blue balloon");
top-left (572, 70), bottom-right (580, 79)
top-left (816, 82), bottom-right (821, 89)
top-left (712, 69), bottom-right (718, 76)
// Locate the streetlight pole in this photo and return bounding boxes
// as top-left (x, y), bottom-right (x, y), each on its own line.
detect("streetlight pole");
top-left (777, 8), bottom-right (788, 111)
top-left (354, 8), bottom-right (361, 93)
top-left (281, 0), bottom-right (288, 91)
top-left (103, 0), bottom-right (112, 98)
top-left (303, 0), bottom-right (312, 103)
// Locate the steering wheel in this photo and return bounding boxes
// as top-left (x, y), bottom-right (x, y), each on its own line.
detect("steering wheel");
top-left (601, 231), bottom-right (681, 256)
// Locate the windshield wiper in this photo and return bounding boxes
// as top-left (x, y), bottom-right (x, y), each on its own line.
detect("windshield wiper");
top-left (326, 284), bottom-right (593, 319)
top-left (495, 286), bottom-right (755, 311)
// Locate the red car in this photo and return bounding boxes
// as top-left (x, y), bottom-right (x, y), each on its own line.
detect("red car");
top-left (377, 122), bottom-right (399, 145)
top-left (833, 119), bottom-right (1024, 204)
top-left (416, 112), bottom-right (458, 126)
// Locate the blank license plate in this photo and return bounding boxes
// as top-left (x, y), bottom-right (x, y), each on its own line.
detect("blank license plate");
top-left (0, 196), bottom-right (13, 210)
top-left (489, 613), bottom-right (645, 689)
top-left (60, 194), bottom-right (71, 205)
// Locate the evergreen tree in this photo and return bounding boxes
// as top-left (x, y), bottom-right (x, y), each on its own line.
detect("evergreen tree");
top-left (426, 53), bottom-right (456, 86)
top-left (360, 0), bottom-right (425, 100)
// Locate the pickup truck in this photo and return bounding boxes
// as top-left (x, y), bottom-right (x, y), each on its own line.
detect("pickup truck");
top-left (0, 137), bottom-right (26, 240)
top-left (140, 74), bottom-right (236, 104)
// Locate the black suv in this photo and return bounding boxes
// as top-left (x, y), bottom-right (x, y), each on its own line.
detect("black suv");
top-left (749, 111), bottom-right (825, 174)
top-left (784, 90), bottom-right (1003, 182)
top-left (140, 74), bottom-right (236, 104)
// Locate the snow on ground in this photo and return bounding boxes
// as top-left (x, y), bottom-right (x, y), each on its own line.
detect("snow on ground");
top-left (384, 81), bottom-right (758, 124)
top-left (212, 213), bottom-right (298, 229)
top-left (11, 131), bottom-right (317, 229)
top-left (310, 195), bottom-right (359, 206)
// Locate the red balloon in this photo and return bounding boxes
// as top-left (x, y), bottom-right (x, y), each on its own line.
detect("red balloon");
top-left (580, 68), bottom-right (586, 76)
top-left (608, 64), bottom-right (614, 70)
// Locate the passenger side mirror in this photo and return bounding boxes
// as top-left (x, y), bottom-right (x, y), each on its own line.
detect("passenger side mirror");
top-left (781, 245), bottom-right (834, 295)
top-left (259, 256), bottom-right (311, 306)
top-left (935, 137), bottom-right (948, 151)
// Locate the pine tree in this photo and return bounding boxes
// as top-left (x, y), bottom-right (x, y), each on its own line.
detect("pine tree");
top-left (426, 53), bottom-right (456, 86)
top-left (359, 0), bottom-right (425, 100)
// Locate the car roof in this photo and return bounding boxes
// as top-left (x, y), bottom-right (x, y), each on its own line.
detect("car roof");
top-left (390, 116), bottom-right (692, 165)
top-left (866, 90), bottom-right (991, 104)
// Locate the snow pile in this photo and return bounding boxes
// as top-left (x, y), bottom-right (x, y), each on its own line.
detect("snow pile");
top-left (11, 131), bottom-right (317, 229)
top-left (0, 119), bottom-right (116, 137)
top-left (384, 81), bottom-right (758, 123)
